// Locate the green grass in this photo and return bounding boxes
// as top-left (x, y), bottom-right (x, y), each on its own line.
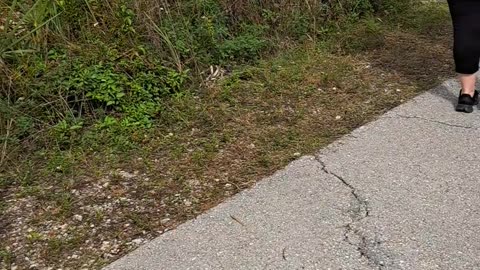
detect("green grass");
top-left (0, 248), bottom-right (14, 267)
top-left (394, 2), bottom-right (451, 36)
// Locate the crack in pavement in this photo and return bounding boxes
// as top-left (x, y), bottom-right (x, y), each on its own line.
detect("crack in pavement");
top-left (315, 157), bottom-right (370, 221)
top-left (314, 155), bottom-right (391, 270)
top-left (389, 114), bottom-right (478, 130)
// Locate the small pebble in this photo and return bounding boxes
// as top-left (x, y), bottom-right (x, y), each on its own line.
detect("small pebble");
top-left (100, 241), bottom-right (110, 251)
top-left (132, 238), bottom-right (144, 245)
top-left (160, 218), bottom-right (171, 224)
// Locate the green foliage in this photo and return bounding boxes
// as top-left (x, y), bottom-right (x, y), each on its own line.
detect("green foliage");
top-left (0, 0), bottom-right (62, 59)
top-left (348, 0), bottom-right (375, 17)
top-left (55, 0), bottom-right (91, 37)
top-left (1, 39), bottom-right (189, 160)
top-left (144, 0), bottom-right (273, 65)
top-left (118, 4), bottom-right (136, 34)
top-left (41, 46), bottom-right (189, 130)
top-left (75, 65), bottom-right (125, 106)
top-left (336, 17), bottom-right (385, 53)
top-left (370, 0), bottom-right (413, 15)
top-left (290, 12), bottom-right (310, 40)
top-left (219, 73), bottom-right (241, 102)
top-left (398, 2), bottom-right (450, 36)
top-left (140, 0), bottom-right (417, 66)
top-left (0, 248), bottom-right (13, 267)
top-left (218, 24), bottom-right (269, 62)
top-left (51, 119), bottom-right (84, 148)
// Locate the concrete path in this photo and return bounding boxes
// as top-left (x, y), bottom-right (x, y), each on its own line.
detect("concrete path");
top-left (105, 79), bottom-right (480, 270)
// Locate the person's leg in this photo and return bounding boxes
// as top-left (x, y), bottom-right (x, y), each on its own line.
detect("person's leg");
top-left (448, 0), bottom-right (480, 112)
top-left (459, 74), bottom-right (476, 96)
top-left (454, 27), bottom-right (479, 96)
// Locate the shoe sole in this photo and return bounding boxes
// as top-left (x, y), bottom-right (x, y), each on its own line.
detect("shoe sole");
top-left (456, 103), bottom-right (474, 113)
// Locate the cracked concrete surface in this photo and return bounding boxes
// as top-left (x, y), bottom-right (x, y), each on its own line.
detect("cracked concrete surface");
top-left (388, 114), bottom-right (478, 130)
top-left (105, 155), bottom-right (372, 270)
top-left (315, 157), bottom-right (385, 269)
top-left (105, 79), bottom-right (480, 270)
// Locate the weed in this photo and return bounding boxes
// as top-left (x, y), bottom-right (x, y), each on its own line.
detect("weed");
top-left (290, 12), bottom-right (310, 40)
top-left (46, 151), bottom-right (74, 175)
top-left (18, 165), bottom-right (34, 186)
top-left (18, 185), bottom-right (42, 198)
top-left (52, 119), bottom-right (84, 149)
top-left (219, 73), bottom-right (241, 102)
top-left (0, 200), bottom-right (6, 214)
top-left (53, 191), bottom-right (74, 217)
top-left (46, 237), bottom-right (63, 255)
top-left (118, 4), bottom-right (136, 35)
top-left (27, 231), bottom-right (44, 243)
top-left (330, 16), bottom-right (385, 54)
top-left (45, 232), bottom-right (85, 260)
top-left (219, 25), bottom-right (269, 63)
top-left (0, 248), bottom-right (14, 267)
top-left (127, 213), bottom-right (153, 231)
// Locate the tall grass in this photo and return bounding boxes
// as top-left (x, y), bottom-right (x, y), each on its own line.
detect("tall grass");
top-left (0, 0), bottom-right (64, 58)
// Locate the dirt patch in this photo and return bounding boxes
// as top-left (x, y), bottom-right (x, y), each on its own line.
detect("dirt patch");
top-left (368, 30), bottom-right (454, 89)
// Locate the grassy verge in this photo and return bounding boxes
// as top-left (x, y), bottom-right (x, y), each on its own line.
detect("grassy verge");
top-left (0, 2), bottom-right (452, 269)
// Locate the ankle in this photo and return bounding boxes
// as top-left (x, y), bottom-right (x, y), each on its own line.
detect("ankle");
top-left (461, 89), bottom-right (475, 96)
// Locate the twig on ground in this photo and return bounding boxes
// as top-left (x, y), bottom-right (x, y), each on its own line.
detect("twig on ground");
top-left (1, 118), bottom-right (14, 167)
top-left (229, 214), bottom-right (245, 227)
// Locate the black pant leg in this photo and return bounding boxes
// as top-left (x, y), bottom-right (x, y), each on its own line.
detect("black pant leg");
top-left (448, 0), bottom-right (480, 74)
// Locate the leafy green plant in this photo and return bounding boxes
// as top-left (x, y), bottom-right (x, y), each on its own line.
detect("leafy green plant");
top-left (0, 248), bottom-right (13, 267)
top-left (288, 12), bottom-right (310, 40)
top-left (331, 17), bottom-right (384, 53)
top-left (52, 119), bottom-right (84, 147)
top-left (219, 24), bottom-right (269, 63)
top-left (82, 66), bottom-right (126, 107)
top-left (14, 116), bottom-right (34, 139)
top-left (118, 4), bottom-right (136, 34)
top-left (97, 115), bottom-right (118, 129)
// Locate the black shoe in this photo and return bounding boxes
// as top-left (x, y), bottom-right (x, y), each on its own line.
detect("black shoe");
top-left (456, 90), bottom-right (479, 113)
